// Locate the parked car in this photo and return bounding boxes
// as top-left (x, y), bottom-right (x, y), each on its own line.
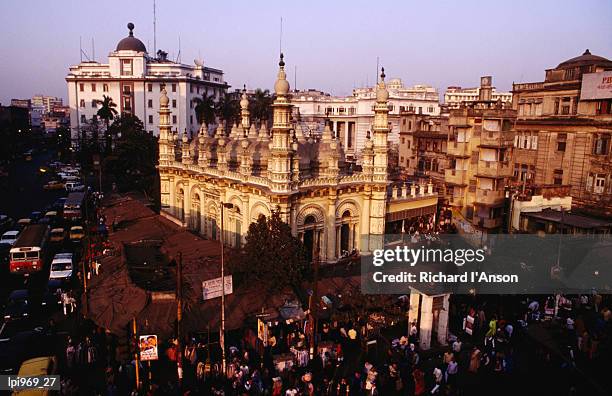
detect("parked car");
top-left (0, 215), bottom-right (14, 233)
top-left (3, 290), bottom-right (29, 321)
top-left (65, 182), bottom-right (85, 192)
top-left (52, 197), bottom-right (67, 212)
top-left (43, 180), bottom-right (65, 190)
top-left (49, 253), bottom-right (73, 280)
top-left (69, 226), bottom-right (84, 243)
top-left (29, 212), bottom-right (42, 222)
top-left (0, 230), bottom-right (19, 246)
top-left (49, 228), bottom-right (66, 243)
top-left (15, 218), bottom-right (31, 231)
top-left (39, 211), bottom-right (58, 226)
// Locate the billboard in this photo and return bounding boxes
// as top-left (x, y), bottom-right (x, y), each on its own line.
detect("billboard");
top-left (202, 275), bottom-right (233, 300)
top-left (580, 71), bottom-right (612, 100)
top-left (139, 334), bottom-right (158, 361)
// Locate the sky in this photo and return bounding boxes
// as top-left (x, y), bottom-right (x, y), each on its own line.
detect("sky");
top-left (0, 0), bottom-right (611, 104)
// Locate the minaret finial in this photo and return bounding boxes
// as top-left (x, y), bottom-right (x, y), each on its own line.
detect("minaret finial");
top-left (279, 53), bottom-right (285, 67)
top-left (380, 67), bottom-right (385, 82)
top-left (127, 22), bottom-right (134, 37)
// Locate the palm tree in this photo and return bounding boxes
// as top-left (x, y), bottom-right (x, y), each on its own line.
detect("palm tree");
top-left (192, 93), bottom-right (216, 127)
top-left (214, 94), bottom-right (239, 131)
top-left (249, 89), bottom-right (273, 125)
top-left (95, 95), bottom-right (118, 154)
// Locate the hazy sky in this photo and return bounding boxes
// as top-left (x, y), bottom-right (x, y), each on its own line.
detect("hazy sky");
top-left (1, 0), bottom-right (611, 104)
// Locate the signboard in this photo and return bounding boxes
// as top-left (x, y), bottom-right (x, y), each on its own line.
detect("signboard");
top-left (257, 318), bottom-right (268, 344)
top-left (139, 335), bottom-right (158, 361)
top-left (580, 71), bottom-right (612, 100)
top-left (202, 275), bottom-right (233, 300)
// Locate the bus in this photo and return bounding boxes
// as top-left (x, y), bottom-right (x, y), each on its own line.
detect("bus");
top-left (63, 192), bottom-right (86, 221)
top-left (9, 224), bottom-right (49, 275)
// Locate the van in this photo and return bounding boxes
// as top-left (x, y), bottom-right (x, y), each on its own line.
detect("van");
top-left (12, 356), bottom-right (57, 396)
top-left (65, 182), bottom-right (85, 192)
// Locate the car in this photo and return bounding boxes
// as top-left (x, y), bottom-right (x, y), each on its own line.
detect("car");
top-left (0, 329), bottom-right (61, 375)
top-left (52, 197), bottom-right (67, 212)
top-left (3, 290), bottom-right (29, 322)
top-left (39, 211), bottom-right (59, 226)
top-left (29, 212), bottom-right (42, 222)
top-left (49, 253), bottom-right (73, 280)
top-left (0, 215), bottom-right (14, 233)
top-left (65, 182), bottom-right (85, 192)
top-left (0, 230), bottom-right (19, 246)
top-left (49, 228), bottom-right (65, 243)
top-left (59, 174), bottom-right (80, 182)
top-left (69, 226), bottom-right (84, 243)
top-left (43, 180), bottom-right (65, 190)
top-left (15, 218), bottom-right (31, 231)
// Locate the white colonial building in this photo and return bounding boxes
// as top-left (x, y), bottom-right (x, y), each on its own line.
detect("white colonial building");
top-left (444, 81), bottom-right (512, 108)
top-left (291, 79), bottom-right (440, 161)
top-left (66, 23), bottom-right (228, 145)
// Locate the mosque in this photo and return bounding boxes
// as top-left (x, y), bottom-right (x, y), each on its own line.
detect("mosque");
top-left (157, 54), bottom-right (439, 264)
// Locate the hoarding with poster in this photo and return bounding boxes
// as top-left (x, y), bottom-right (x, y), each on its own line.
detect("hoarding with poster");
top-left (139, 334), bottom-right (159, 361)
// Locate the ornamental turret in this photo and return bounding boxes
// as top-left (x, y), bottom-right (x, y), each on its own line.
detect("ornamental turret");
top-left (158, 86), bottom-right (172, 164)
top-left (240, 85), bottom-right (251, 130)
top-left (372, 67), bottom-right (390, 183)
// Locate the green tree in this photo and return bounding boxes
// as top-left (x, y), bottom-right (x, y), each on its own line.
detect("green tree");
top-left (104, 114), bottom-right (159, 198)
top-left (249, 88), bottom-right (273, 125)
top-left (192, 93), bottom-right (216, 127)
top-left (95, 95), bottom-right (118, 154)
top-left (214, 94), bottom-right (239, 131)
top-left (229, 210), bottom-right (311, 292)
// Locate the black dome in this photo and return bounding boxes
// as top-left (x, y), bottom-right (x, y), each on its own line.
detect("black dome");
top-left (557, 49), bottom-right (612, 69)
top-left (116, 23), bottom-right (146, 53)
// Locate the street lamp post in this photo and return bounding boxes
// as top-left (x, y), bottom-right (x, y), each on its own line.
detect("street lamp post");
top-left (220, 202), bottom-right (234, 376)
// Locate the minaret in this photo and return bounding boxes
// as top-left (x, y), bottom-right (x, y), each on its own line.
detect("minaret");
top-left (158, 86), bottom-right (172, 164)
top-left (240, 85), bottom-right (251, 130)
top-left (269, 53), bottom-right (295, 192)
top-left (181, 129), bottom-right (193, 165)
top-left (361, 131), bottom-right (374, 178)
top-left (372, 67), bottom-right (390, 183)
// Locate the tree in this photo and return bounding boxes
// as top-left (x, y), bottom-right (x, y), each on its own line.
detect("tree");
top-left (214, 94), bottom-right (239, 131)
top-left (104, 114), bottom-right (158, 198)
top-left (229, 210), bottom-right (311, 293)
top-left (192, 93), bottom-right (216, 127)
top-left (249, 89), bottom-right (274, 126)
top-left (95, 95), bottom-right (118, 154)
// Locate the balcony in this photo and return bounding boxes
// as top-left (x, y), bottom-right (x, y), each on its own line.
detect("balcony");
top-left (475, 188), bottom-right (505, 205)
top-left (445, 169), bottom-right (467, 186)
top-left (477, 160), bottom-right (513, 178)
top-left (480, 131), bottom-right (514, 147)
top-left (473, 215), bottom-right (503, 229)
top-left (447, 141), bottom-right (470, 157)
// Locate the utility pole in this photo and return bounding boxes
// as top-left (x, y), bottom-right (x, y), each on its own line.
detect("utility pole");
top-left (176, 252), bottom-right (183, 387)
top-left (220, 202), bottom-right (233, 375)
top-left (133, 317), bottom-right (141, 391)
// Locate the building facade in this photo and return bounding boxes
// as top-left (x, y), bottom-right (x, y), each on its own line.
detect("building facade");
top-left (32, 95), bottom-right (63, 115)
top-left (66, 23), bottom-right (228, 145)
top-left (157, 58), bottom-right (439, 263)
top-left (445, 77), bottom-right (517, 233)
top-left (291, 80), bottom-right (440, 162)
top-left (512, 50), bottom-right (612, 218)
top-left (445, 83), bottom-right (512, 108)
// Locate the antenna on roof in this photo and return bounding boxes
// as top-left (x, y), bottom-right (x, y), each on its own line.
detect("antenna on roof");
top-left (91, 37), bottom-right (95, 62)
top-left (176, 36), bottom-right (181, 63)
top-left (294, 65), bottom-right (297, 91)
top-left (153, 0), bottom-right (157, 58)
top-left (80, 36), bottom-right (91, 62)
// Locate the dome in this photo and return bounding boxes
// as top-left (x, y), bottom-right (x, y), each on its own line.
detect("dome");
top-left (160, 88), bottom-right (169, 106)
top-left (376, 68), bottom-right (389, 102)
top-left (116, 23), bottom-right (147, 52)
top-left (274, 53), bottom-right (290, 95)
top-left (240, 86), bottom-right (249, 110)
top-left (557, 49), bottom-right (612, 69)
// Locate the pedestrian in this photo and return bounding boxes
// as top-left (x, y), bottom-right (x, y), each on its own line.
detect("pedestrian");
top-left (469, 347), bottom-right (481, 373)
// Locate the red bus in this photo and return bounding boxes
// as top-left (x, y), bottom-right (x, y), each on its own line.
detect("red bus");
top-left (9, 224), bottom-right (49, 275)
top-left (63, 192), bottom-right (85, 221)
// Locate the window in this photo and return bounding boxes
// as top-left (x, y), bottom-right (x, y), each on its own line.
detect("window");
top-left (148, 99), bottom-right (153, 108)
top-left (148, 115), bottom-right (153, 124)
top-left (596, 100), bottom-right (612, 115)
top-left (91, 101), bottom-right (97, 108)
top-left (172, 115), bottom-right (177, 124)
top-left (572, 97), bottom-right (579, 114)
top-left (400, 156), bottom-right (404, 163)
top-left (172, 99), bottom-right (177, 108)
top-left (123, 97), bottom-right (132, 112)
top-left (123, 85), bottom-right (131, 94)
top-left (401, 137), bottom-right (405, 145)
top-left (554, 98), bottom-right (560, 115)
top-left (120, 59), bottom-right (133, 76)
top-left (418, 107), bottom-right (422, 114)
top-left (428, 106), bottom-right (434, 113)
top-left (190, 115), bottom-right (193, 124)
top-left (553, 169), bottom-right (563, 185)
top-left (172, 84), bottom-right (177, 93)
top-left (103, 84), bottom-right (109, 92)
top-left (79, 99), bottom-right (85, 108)
top-left (147, 84), bottom-right (153, 92)
top-left (190, 85), bottom-right (194, 93)
top-left (561, 97), bottom-right (570, 115)
top-left (79, 83), bottom-right (84, 92)
top-left (197, 86), bottom-right (200, 94)
top-left (593, 134), bottom-right (610, 155)
top-left (557, 133), bottom-right (567, 152)
top-left (565, 68), bottom-right (575, 80)
top-left (91, 83), bottom-right (96, 92)
top-left (594, 175), bottom-right (606, 194)
top-left (80, 114), bottom-right (86, 123)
